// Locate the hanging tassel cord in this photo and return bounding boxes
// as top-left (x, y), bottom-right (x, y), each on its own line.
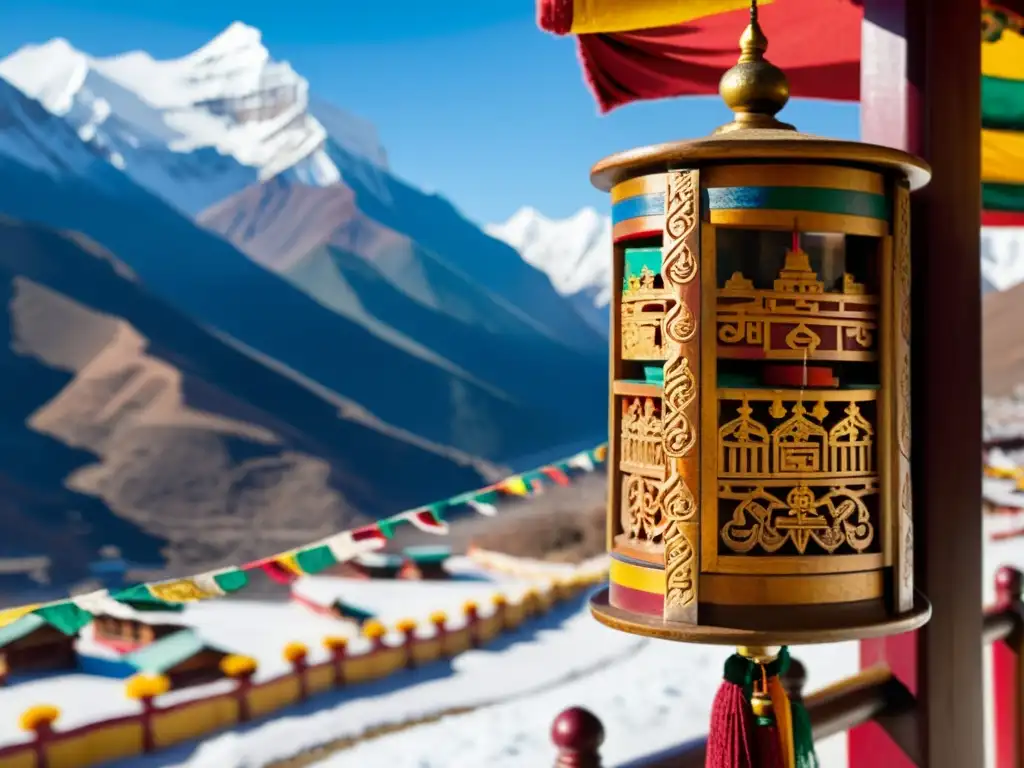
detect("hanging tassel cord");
top-left (705, 648), bottom-right (817, 768)
top-left (753, 662), bottom-right (786, 768)
top-left (775, 651), bottom-right (819, 768)
top-left (705, 655), bottom-right (757, 768)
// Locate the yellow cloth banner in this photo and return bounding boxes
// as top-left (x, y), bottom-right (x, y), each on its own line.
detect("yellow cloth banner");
top-left (500, 477), bottom-right (529, 496)
top-left (568, 0), bottom-right (766, 35)
top-left (0, 603), bottom-right (41, 627)
top-left (147, 579), bottom-right (219, 603)
top-left (276, 552), bottom-right (304, 576)
top-left (984, 22), bottom-right (1024, 82)
top-left (983, 129), bottom-right (1024, 185)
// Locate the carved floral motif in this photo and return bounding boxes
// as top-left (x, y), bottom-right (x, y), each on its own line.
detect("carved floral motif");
top-left (661, 170), bottom-right (700, 618)
top-left (719, 481), bottom-right (876, 554)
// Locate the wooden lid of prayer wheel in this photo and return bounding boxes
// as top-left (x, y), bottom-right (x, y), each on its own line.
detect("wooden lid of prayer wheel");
top-left (590, 2), bottom-right (932, 646)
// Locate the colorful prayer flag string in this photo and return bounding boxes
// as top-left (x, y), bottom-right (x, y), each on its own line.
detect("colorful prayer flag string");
top-left (0, 442), bottom-right (608, 631)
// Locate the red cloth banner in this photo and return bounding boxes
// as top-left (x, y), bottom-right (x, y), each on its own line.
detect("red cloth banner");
top-left (574, 0), bottom-right (863, 113)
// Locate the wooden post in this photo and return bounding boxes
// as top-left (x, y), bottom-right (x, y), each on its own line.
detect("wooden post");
top-left (463, 601), bottom-right (480, 648)
top-left (33, 722), bottom-right (51, 768)
top-left (140, 696), bottom-right (156, 752)
top-left (429, 611), bottom-right (449, 657)
top-left (994, 567), bottom-right (1024, 768)
top-left (237, 673), bottom-right (253, 722)
top-left (492, 594), bottom-right (508, 630)
top-left (854, 2), bottom-right (984, 768)
top-left (551, 707), bottom-right (604, 768)
top-left (323, 638), bottom-right (348, 687)
top-left (781, 654), bottom-right (808, 706)
top-left (396, 620), bottom-right (418, 670)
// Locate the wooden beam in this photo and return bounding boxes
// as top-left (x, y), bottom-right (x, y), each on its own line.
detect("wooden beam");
top-left (853, 2), bottom-right (984, 768)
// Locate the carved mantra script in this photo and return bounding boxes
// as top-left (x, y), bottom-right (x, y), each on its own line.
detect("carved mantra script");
top-left (719, 482), bottom-right (876, 554)
top-left (896, 185), bottom-right (914, 604)
top-left (661, 170), bottom-right (699, 617)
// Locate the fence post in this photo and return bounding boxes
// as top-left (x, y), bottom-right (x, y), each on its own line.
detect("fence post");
top-left (124, 674), bottom-right (169, 753)
top-left (283, 642), bottom-right (309, 702)
top-left (552, 707), bottom-right (604, 768)
top-left (18, 705), bottom-right (59, 768)
top-left (220, 655), bottom-right (258, 723)
top-left (994, 566), bottom-right (1024, 768)
top-left (323, 636), bottom-right (348, 687)
top-left (396, 619), bottom-right (417, 669)
top-left (463, 601), bottom-right (480, 648)
top-left (362, 620), bottom-right (388, 653)
top-left (429, 610), bottom-right (449, 657)
top-left (492, 593), bottom-right (507, 630)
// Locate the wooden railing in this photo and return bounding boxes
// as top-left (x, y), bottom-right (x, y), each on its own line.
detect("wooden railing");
top-left (548, 566), bottom-right (1024, 768)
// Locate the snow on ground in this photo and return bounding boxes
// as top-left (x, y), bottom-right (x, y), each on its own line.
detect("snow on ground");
top-left (131, 520), bottom-right (1024, 768)
top-left (290, 555), bottom-right (603, 626)
top-left (4, 534), bottom-right (1021, 767)
top-left (312, 638), bottom-right (857, 768)
top-left (300, 520), bottom-right (1024, 768)
top-left (117, 593), bottom-right (641, 768)
top-left (0, 558), bottom-right (608, 748)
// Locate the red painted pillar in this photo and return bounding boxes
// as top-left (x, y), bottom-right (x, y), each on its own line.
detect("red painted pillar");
top-left (853, 1), bottom-right (983, 767)
top-left (993, 567), bottom-right (1023, 768)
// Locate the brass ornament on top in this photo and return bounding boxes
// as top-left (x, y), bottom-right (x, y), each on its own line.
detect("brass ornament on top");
top-left (595, 0), bottom-right (931, 647)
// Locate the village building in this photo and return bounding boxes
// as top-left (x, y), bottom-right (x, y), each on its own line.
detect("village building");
top-left (123, 629), bottom-right (231, 689)
top-left (88, 546), bottom-right (165, 592)
top-left (85, 595), bottom-right (188, 654)
top-left (398, 547), bottom-right (453, 581)
top-left (326, 548), bottom-right (454, 581)
top-left (290, 576), bottom-right (378, 626)
top-left (981, 470), bottom-right (1024, 542)
top-left (0, 614), bottom-right (77, 681)
top-left (326, 552), bottom-right (406, 580)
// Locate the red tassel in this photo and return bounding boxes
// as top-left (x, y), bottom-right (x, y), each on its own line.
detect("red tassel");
top-left (756, 722), bottom-right (786, 768)
top-left (751, 688), bottom-right (786, 768)
top-left (705, 680), bottom-right (756, 768)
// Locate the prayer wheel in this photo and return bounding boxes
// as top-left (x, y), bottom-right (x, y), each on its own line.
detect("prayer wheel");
top-left (589, 3), bottom-right (933, 648)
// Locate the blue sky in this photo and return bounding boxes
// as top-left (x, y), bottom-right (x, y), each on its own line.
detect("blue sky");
top-left (0, 0), bottom-right (859, 225)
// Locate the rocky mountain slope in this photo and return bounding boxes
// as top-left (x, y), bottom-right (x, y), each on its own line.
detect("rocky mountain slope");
top-left (0, 27), bottom-right (607, 463)
top-left (0, 215), bottom-right (489, 588)
top-left (0, 24), bottom-right (612, 577)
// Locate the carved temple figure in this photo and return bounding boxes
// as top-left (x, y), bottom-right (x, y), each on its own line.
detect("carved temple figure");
top-left (620, 396), bottom-right (666, 478)
top-left (717, 397), bottom-right (877, 480)
top-left (621, 472), bottom-right (669, 544)
top-left (716, 244), bottom-right (879, 361)
top-left (621, 265), bottom-right (669, 360)
top-left (714, 394), bottom-right (879, 555)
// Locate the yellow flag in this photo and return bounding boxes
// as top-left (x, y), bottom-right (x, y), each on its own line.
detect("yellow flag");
top-left (275, 552), bottom-right (304, 576)
top-left (0, 603), bottom-right (41, 627)
top-left (148, 579), bottom-right (218, 603)
top-left (501, 477), bottom-right (530, 496)
top-left (568, 0), bottom-right (769, 35)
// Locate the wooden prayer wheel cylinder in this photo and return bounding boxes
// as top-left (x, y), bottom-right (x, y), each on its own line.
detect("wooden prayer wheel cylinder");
top-left (588, 9), bottom-right (933, 647)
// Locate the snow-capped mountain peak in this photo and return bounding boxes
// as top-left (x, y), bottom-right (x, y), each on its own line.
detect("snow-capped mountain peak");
top-left (486, 206), bottom-right (612, 336)
top-left (0, 24), bottom-right (387, 215)
top-left (982, 228), bottom-right (1024, 293)
top-left (487, 206), bottom-right (612, 305)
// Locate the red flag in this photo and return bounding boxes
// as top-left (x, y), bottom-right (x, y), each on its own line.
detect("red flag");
top-left (253, 558), bottom-right (299, 585)
top-left (574, 0), bottom-right (863, 113)
top-left (542, 466), bottom-right (572, 486)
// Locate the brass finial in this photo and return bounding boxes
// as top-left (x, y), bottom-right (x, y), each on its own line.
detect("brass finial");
top-left (714, 0), bottom-right (794, 134)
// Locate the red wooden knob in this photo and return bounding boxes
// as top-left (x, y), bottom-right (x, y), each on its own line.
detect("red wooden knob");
top-left (996, 566), bottom-right (1023, 600)
top-left (552, 707), bottom-right (604, 766)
